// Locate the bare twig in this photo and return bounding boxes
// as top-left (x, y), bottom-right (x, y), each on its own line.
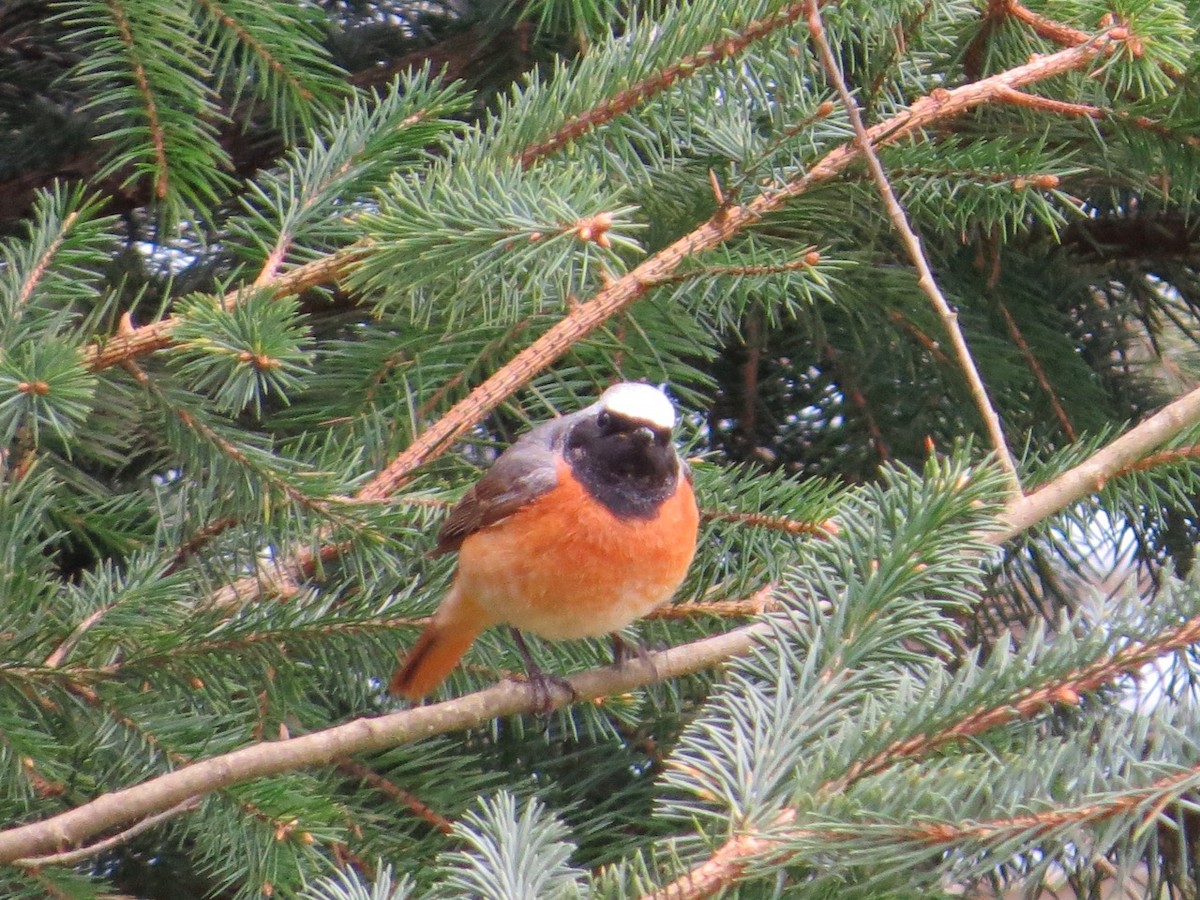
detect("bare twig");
top-left (806, 0), bottom-right (1021, 493)
top-left (994, 383), bottom-right (1200, 542)
top-left (996, 299), bottom-right (1077, 439)
top-left (10, 798), bottom-right (201, 869)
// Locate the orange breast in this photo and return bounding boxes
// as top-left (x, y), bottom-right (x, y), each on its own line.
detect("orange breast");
top-left (454, 458), bottom-right (698, 640)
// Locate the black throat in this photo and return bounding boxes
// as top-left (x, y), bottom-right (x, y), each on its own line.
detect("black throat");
top-left (564, 417), bottom-right (679, 520)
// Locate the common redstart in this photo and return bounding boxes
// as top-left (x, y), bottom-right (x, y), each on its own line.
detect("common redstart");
top-left (390, 382), bottom-right (699, 701)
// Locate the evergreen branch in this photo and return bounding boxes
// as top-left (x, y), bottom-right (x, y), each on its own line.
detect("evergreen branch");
top-left (334, 758), bottom-right (453, 835)
top-left (515, 0), bottom-right (812, 169)
top-left (0, 623), bottom-right (768, 864)
top-left (82, 246), bottom-right (362, 372)
top-left (995, 383), bottom-right (1200, 541)
top-left (14, 211), bottom-right (78, 310)
top-left (996, 299), bottom-right (1076, 439)
top-left (806, 0), bottom-right (1020, 492)
top-left (105, 0), bottom-right (168, 199)
top-left (882, 764), bottom-right (1200, 843)
top-left (886, 310), bottom-right (951, 364)
top-left (193, 0), bottom-right (314, 103)
top-left (698, 510), bottom-right (837, 538)
top-left (9, 797), bottom-right (201, 869)
top-left (1118, 443), bottom-right (1200, 475)
top-left (649, 763), bottom-right (1200, 899)
top-left (652, 251), bottom-right (823, 286)
top-left (1006, 0), bottom-right (1091, 47)
top-left (358, 33), bottom-right (1120, 504)
top-left (647, 593), bottom-right (1200, 900)
top-left (995, 86), bottom-right (1200, 149)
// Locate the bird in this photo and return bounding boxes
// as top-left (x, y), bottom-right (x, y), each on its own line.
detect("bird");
top-left (389, 382), bottom-right (699, 703)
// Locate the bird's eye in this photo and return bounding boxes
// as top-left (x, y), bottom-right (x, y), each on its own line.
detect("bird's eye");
top-left (597, 409), bottom-right (613, 431)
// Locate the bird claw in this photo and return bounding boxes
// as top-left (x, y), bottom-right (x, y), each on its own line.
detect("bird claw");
top-left (518, 669), bottom-right (577, 715)
top-left (611, 633), bottom-right (657, 678)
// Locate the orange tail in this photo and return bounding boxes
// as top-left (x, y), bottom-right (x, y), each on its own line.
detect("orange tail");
top-left (390, 585), bottom-right (488, 700)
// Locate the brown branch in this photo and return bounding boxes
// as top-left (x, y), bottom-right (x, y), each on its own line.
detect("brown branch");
top-left (653, 762), bottom-right (1200, 898)
top-left (996, 299), bottom-right (1077, 439)
top-left (651, 251), bottom-right (823, 287)
top-left (806, 0), bottom-right (1020, 493)
top-left (335, 758), bottom-right (453, 835)
top-left (995, 86), bottom-right (1200, 149)
top-left (0, 624), bottom-right (768, 863)
top-left (701, 509), bottom-right (838, 538)
top-left (194, 0), bottom-right (314, 103)
top-left (106, 0), bottom-right (168, 199)
top-left (1006, 0), bottom-right (1091, 47)
top-left (16, 210), bottom-right (77, 308)
top-left (1117, 443), bottom-right (1200, 476)
top-left (10, 798), bottom-right (201, 869)
top-left (83, 248), bottom-right (363, 372)
top-left (886, 309), bottom-right (952, 364)
top-left (994, 383), bottom-right (1200, 542)
top-left (515, 1), bottom-right (812, 169)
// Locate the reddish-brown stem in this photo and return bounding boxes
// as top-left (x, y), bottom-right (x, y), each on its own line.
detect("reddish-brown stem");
top-left (996, 299), bottom-right (1077, 439)
top-left (335, 758), bottom-right (454, 834)
top-left (515, 1), bottom-right (813, 169)
top-left (106, 0), bottom-right (168, 199)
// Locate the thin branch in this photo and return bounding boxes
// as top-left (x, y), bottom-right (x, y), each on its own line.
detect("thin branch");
top-left (0, 625), bottom-right (767, 863)
top-left (514, 1), bottom-right (812, 169)
top-left (335, 758), bottom-right (453, 835)
top-left (1006, 0), bottom-right (1091, 47)
top-left (994, 383), bottom-right (1200, 542)
top-left (83, 248), bottom-right (362, 372)
top-left (106, 0), bottom-right (168, 199)
top-left (650, 763), bottom-right (1200, 899)
top-left (995, 86), bottom-right (1200, 149)
top-left (15, 211), bottom-right (77, 309)
top-left (996, 299), bottom-right (1077, 439)
top-left (806, 0), bottom-right (1021, 493)
top-left (42, 607), bottom-right (113, 669)
top-left (193, 0), bottom-right (314, 102)
top-left (10, 798), bottom-right (201, 869)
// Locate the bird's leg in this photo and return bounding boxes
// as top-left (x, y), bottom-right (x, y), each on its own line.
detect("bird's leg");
top-left (610, 633), bottom-right (657, 679)
top-left (509, 628), bottom-right (576, 713)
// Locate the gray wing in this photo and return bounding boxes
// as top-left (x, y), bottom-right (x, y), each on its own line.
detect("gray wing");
top-left (430, 412), bottom-right (578, 556)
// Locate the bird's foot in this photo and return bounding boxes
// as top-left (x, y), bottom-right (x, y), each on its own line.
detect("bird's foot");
top-left (509, 628), bottom-right (576, 714)
top-left (610, 633), bottom-right (657, 678)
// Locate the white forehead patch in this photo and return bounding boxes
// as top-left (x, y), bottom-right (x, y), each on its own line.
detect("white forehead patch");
top-left (598, 382), bottom-right (676, 430)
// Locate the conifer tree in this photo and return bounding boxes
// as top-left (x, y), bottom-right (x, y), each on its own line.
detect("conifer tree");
top-left (2, 1), bottom-right (1200, 897)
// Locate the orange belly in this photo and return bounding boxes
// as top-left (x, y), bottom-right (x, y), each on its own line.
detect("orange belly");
top-left (455, 459), bottom-right (698, 640)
